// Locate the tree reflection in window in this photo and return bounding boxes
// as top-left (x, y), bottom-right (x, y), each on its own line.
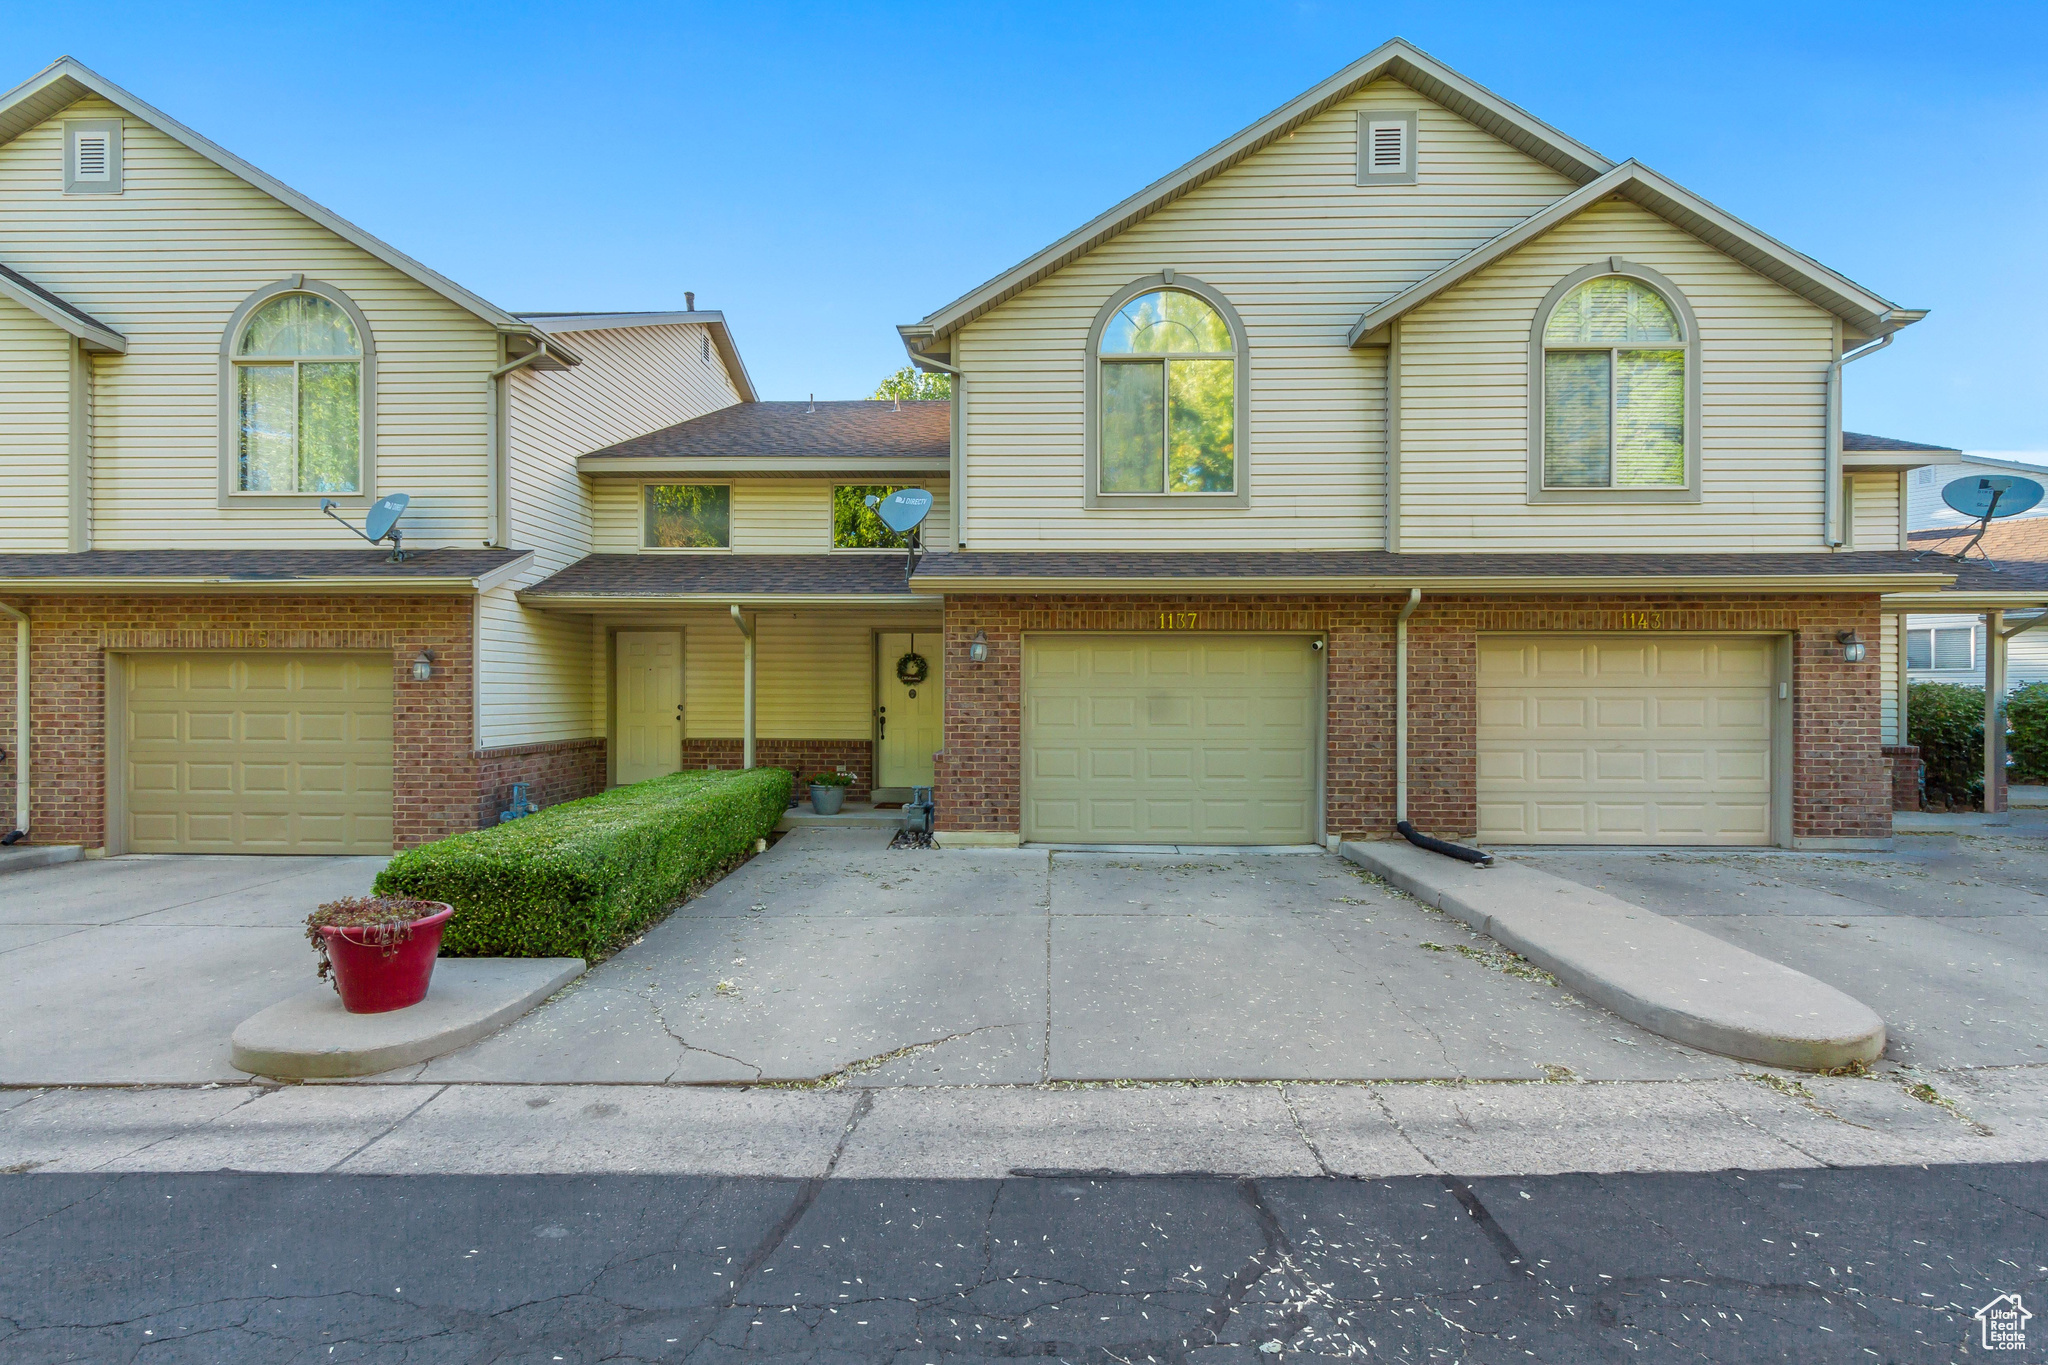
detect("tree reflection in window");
top-left (644, 484), bottom-right (730, 547)
top-left (1099, 290), bottom-right (1235, 495)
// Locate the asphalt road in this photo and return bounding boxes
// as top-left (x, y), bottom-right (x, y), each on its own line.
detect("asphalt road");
top-left (3, 1163), bottom-right (2038, 1362)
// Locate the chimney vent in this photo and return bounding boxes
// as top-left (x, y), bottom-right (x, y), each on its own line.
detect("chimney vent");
top-left (685, 291), bottom-right (696, 311)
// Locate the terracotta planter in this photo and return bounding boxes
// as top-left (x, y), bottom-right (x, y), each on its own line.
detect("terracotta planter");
top-left (319, 904), bottom-right (454, 1014)
top-left (809, 784), bottom-right (847, 815)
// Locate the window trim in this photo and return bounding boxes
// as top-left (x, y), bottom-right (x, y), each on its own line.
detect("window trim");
top-left (638, 479), bottom-right (734, 552)
top-left (63, 117), bottom-right (122, 194)
top-left (1356, 109), bottom-right (1418, 186)
top-left (217, 278), bottom-right (377, 509)
top-left (1526, 259), bottom-right (1701, 505)
top-left (1083, 273), bottom-right (1250, 510)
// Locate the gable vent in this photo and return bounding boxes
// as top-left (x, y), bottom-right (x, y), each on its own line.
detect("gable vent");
top-left (73, 132), bottom-right (110, 181)
top-left (1369, 122), bottom-right (1406, 171)
top-left (1357, 112), bottom-right (1417, 185)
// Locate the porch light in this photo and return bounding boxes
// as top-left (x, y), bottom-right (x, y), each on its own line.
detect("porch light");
top-left (412, 649), bottom-right (436, 681)
top-left (1837, 631), bottom-right (1866, 664)
top-left (968, 630), bottom-right (989, 664)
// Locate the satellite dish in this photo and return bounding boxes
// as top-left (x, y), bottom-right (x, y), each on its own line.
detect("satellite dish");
top-left (363, 493), bottom-right (411, 542)
top-left (868, 488), bottom-right (934, 536)
top-left (320, 492), bottom-right (413, 562)
top-left (1943, 475), bottom-right (2043, 520)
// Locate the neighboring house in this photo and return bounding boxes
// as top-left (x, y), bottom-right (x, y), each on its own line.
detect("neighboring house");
top-left (0, 58), bottom-right (753, 854)
top-left (1908, 452), bottom-right (2048, 529)
top-left (1905, 517), bottom-right (2048, 691)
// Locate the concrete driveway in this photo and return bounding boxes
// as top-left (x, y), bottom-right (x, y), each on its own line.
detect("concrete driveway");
top-left (1524, 825), bottom-right (2048, 1071)
top-left (397, 828), bottom-right (1748, 1086)
top-left (0, 855), bottom-right (383, 1084)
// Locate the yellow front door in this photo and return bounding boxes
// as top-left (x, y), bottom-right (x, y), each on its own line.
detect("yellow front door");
top-left (615, 630), bottom-right (682, 785)
top-left (876, 631), bottom-right (943, 789)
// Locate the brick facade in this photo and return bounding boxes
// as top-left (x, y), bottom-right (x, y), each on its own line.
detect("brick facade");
top-left (679, 738), bottom-right (876, 801)
top-left (1881, 745), bottom-right (1921, 812)
top-left (938, 591), bottom-right (1891, 846)
top-left (475, 738), bottom-right (608, 827)
top-left (0, 592), bottom-right (565, 852)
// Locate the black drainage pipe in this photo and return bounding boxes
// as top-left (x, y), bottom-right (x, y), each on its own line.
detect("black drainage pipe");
top-left (1396, 820), bottom-right (1493, 867)
top-left (0, 829), bottom-right (25, 846)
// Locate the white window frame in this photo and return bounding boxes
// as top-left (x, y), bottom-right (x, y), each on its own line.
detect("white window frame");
top-left (217, 278), bottom-right (376, 509)
top-left (1908, 626), bottom-right (1978, 672)
top-left (639, 480), bottom-right (734, 552)
top-left (1527, 259), bottom-right (1702, 504)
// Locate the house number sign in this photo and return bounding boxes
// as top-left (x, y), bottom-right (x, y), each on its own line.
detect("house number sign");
top-left (1157, 612), bottom-right (1199, 630)
top-left (1618, 611), bottom-right (1665, 630)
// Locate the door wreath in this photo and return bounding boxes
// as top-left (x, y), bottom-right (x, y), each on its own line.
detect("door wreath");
top-left (895, 651), bottom-right (930, 686)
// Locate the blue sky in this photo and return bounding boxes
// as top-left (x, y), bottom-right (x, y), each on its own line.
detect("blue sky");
top-left (10, 2), bottom-right (2045, 449)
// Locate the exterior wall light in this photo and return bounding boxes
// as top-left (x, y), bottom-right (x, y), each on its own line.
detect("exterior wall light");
top-left (1837, 631), bottom-right (1866, 664)
top-left (412, 648), bottom-right (436, 681)
top-left (968, 630), bottom-right (989, 664)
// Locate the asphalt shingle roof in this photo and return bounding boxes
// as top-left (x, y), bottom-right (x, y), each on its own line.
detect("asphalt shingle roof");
top-left (523, 553), bottom-right (923, 597)
top-left (0, 548), bottom-right (526, 580)
top-left (585, 401), bottom-right (949, 462)
top-left (0, 261), bottom-right (121, 335)
top-left (908, 549), bottom-right (1954, 582)
top-left (1843, 431), bottom-right (1962, 453)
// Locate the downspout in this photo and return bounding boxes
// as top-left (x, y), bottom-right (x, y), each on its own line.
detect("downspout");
top-left (486, 345), bottom-right (552, 548)
top-left (1825, 333), bottom-right (1893, 547)
top-left (1986, 609), bottom-right (2008, 818)
top-left (730, 605), bottom-right (755, 770)
top-left (911, 349), bottom-right (962, 548)
top-left (1394, 589), bottom-right (1420, 821)
top-left (0, 601), bottom-right (26, 843)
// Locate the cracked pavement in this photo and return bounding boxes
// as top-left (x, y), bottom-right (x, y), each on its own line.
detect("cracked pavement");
top-left (1, 1161), bottom-right (2039, 1361)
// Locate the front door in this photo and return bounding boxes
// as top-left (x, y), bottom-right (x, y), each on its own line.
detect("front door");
top-left (876, 630), bottom-right (943, 791)
top-left (615, 630), bottom-right (682, 785)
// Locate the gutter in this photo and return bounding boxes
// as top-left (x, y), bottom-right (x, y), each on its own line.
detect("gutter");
top-left (1826, 333), bottom-right (1894, 547)
top-left (1395, 589), bottom-right (1420, 822)
top-left (518, 591), bottom-right (942, 610)
top-left (0, 554), bottom-right (534, 597)
top-left (578, 456), bottom-right (951, 476)
top-left (909, 572), bottom-right (1955, 596)
top-left (0, 601), bottom-right (25, 842)
top-left (487, 348), bottom-right (560, 548)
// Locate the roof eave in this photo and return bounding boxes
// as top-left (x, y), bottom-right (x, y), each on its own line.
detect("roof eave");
top-left (516, 310), bottom-right (755, 401)
top-left (1844, 450), bottom-right (1964, 471)
top-left (577, 455), bottom-right (951, 475)
top-left (517, 591), bottom-right (943, 611)
top-left (0, 271), bottom-right (126, 351)
top-left (0, 58), bottom-right (527, 334)
top-left (905, 38), bottom-right (1614, 346)
top-left (911, 571), bottom-right (1955, 596)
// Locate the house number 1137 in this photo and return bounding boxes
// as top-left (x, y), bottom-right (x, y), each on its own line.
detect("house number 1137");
top-left (1158, 612), bottom-right (1198, 630)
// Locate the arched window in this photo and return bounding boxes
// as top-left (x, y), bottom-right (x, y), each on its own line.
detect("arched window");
top-left (1530, 265), bottom-right (1698, 499)
top-left (224, 284), bottom-right (370, 496)
top-left (1086, 276), bottom-right (1247, 506)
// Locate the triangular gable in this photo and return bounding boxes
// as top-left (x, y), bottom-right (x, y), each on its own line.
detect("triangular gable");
top-left (899, 38), bottom-right (1613, 359)
top-left (0, 259), bottom-right (124, 351)
top-left (1347, 161), bottom-right (1923, 346)
top-left (0, 57), bottom-right (576, 366)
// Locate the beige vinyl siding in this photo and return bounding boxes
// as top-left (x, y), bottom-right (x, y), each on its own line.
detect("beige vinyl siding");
top-left (480, 324), bottom-right (743, 748)
top-left (1397, 200), bottom-right (1836, 550)
top-left (1848, 471), bottom-right (1902, 550)
top-left (673, 609), bottom-right (940, 740)
top-left (0, 97), bottom-right (498, 548)
top-left (951, 77), bottom-right (1574, 550)
top-left (591, 478), bottom-right (952, 553)
top-left (1881, 613), bottom-right (1900, 745)
top-left (0, 292), bottom-right (73, 551)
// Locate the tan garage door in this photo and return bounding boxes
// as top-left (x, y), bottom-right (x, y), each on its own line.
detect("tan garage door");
top-left (1023, 634), bottom-right (1318, 845)
top-left (124, 652), bottom-right (394, 854)
top-left (1477, 635), bottom-right (1774, 845)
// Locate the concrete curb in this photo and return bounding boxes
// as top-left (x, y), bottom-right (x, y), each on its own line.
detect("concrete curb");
top-left (0, 845), bottom-right (84, 875)
top-left (231, 958), bottom-right (585, 1079)
top-left (1341, 840), bottom-right (1887, 1071)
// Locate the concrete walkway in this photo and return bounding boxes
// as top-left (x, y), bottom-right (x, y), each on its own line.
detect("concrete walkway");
top-left (383, 827), bottom-right (1749, 1086)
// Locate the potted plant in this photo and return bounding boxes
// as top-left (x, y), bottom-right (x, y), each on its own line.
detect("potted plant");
top-left (306, 896), bottom-right (455, 1014)
top-left (807, 771), bottom-right (853, 815)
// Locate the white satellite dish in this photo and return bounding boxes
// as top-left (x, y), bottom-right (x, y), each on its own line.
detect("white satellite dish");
top-left (322, 493), bottom-right (412, 561)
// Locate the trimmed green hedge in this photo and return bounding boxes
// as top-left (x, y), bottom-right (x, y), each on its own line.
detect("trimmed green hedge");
top-left (2008, 682), bottom-right (2048, 784)
top-left (373, 767), bottom-right (793, 959)
top-left (1908, 682), bottom-right (1985, 810)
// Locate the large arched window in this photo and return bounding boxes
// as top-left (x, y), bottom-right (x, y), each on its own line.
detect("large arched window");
top-left (1085, 275), bottom-right (1248, 507)
top-left (221, 281), bottom-right (373, 499)
top-left (1529, 263), bottom-right (1699, 501)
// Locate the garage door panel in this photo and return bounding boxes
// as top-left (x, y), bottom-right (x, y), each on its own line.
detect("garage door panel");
top-left (124, 652), bottom-right (394, 855)
top-left (1024, 635), bottom-right (1317, 845)
top-left (1479, 634), bottom-right (1774, 846)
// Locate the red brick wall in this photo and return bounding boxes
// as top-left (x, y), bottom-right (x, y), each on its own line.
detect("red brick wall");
top-left (678, 739), bottom-right (874, 800)
top-left (0, 593), bottom-right (477, 851)
top-left (475, 738), bottom-right (607, 827)
top-left (1882, 745), bottom-right (1921, 812)
top-left (939, 591), bottom-right (1890, 845)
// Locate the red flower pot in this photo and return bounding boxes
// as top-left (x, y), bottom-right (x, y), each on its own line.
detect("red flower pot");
top-left (319, 904), bottom-right (454, 1014)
